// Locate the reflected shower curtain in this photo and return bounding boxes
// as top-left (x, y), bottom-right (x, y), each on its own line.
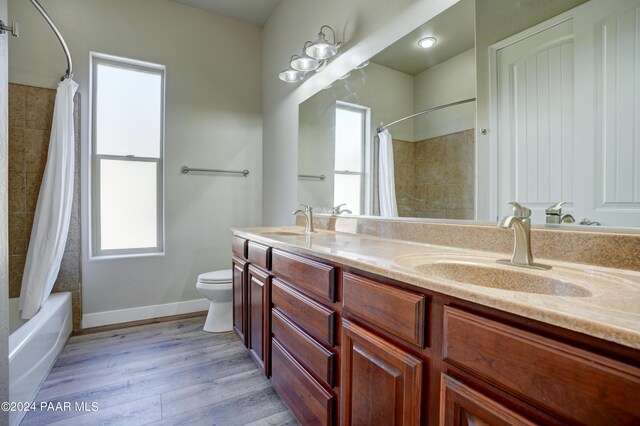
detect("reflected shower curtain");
top-left (378, 129), bottom-right (398, 217)
top-left (20, 78), bottom-right (78, 319)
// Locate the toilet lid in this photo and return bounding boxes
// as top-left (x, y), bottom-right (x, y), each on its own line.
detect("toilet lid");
top-left (198, 269), bottom-right (232, 284)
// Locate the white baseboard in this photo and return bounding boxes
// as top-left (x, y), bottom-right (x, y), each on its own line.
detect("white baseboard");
top-left (82, 298), bottom-right (210, 329)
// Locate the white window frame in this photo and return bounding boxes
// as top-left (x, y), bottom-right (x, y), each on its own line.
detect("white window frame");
top-left (334, 101), bottom-right (369, 215)
top-left (90, 52), bottom-right (165, 258)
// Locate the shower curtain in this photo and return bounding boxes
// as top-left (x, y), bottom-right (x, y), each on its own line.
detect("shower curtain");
top-left (20, 78), bottom-right (78, 319)
top-left (378, 129), bottom-right (398, 217)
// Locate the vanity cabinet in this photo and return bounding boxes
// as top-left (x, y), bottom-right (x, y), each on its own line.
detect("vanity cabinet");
top-left (341, 319), bottom-right (423, 426)
top-left (231, 236), bottom-right (640, 425)
top-left (439, 374), bottom-right (535, 426)
top-left (231, 236), bottom-right (248, 346)
top-left (270, 249), bottom-right (340, 426)
top-left (231, 256), bottom-right (248, 346)
top-left (246, 242), bottom-right (272, 377)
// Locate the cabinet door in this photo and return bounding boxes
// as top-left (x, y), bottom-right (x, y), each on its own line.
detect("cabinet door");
top-left (341, 319), bottom-right (423, 426)
top-left (440, 374), bottom-right (535, 426)
top-left (248, 265), bottom-right (271, 377)
top-left (232, 256), bottom-right (248, 347)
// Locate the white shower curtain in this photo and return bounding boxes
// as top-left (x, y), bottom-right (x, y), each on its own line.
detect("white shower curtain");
top-left (378, 129), bottom-right (398, 217)
top-left (20, 78), bottom-right (78, 319)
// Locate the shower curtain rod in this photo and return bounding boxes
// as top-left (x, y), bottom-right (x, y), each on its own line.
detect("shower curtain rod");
top-left (376, 97), bottom-right (476, 133)
top-left (30, 0), bottom-right (73, 80)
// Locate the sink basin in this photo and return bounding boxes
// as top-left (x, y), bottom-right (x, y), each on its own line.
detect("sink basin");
top-left (395, 254), bottom-right (592, 297)
top-left (419, 262), bottom-right (592, 296)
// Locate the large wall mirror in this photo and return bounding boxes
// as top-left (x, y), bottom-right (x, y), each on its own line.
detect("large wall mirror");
top-left (298, 0), bottom-right (640, 229)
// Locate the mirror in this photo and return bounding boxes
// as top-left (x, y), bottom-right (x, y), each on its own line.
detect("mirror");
top-left (298, 0), bottom-right (475, 219)
top-left (297, 0), bottom-right (640, 229)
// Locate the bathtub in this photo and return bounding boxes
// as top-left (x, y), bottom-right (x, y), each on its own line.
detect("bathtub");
top-left (8, 292), bottom-right (72, 426)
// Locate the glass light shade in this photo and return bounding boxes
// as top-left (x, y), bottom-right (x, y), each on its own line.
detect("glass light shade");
top-left (418, 37), bottom-right (437, 49)
top-left (290, 53), bottom-right (320, 72)
top-left (306, 32), bottom-right (339, 60)
top-left (279, 67), bottom-right (305, 82)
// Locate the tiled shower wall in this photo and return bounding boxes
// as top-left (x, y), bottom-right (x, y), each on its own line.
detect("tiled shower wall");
top-left (393, 129), bottom-right (475, 219)
top-left (8, 83), bottom-right (82, 330)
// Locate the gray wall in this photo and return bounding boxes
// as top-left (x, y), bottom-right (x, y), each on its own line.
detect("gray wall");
top-left (0, 0), bottom-right (10, 420)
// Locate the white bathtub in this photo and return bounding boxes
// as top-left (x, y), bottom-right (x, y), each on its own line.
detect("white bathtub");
top-left (8, 292), bottom-right (72, 426)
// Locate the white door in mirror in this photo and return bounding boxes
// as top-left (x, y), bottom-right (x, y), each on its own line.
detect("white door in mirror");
top-left (494, 0), bottom-right (640, 228)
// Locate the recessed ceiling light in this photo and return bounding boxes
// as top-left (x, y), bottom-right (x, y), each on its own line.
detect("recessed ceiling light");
top-left (418, 37), bottom-right (437, 49)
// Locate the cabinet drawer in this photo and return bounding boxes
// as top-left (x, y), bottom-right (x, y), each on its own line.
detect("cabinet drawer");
top-left (443, 306), bottom-right (640, 425)
top-left (271, 249), bottom-right (337, 303)
top-left (272, 308), bottom-right (336, 387)
top-left (247, 241), bottom-right (271, 270)
top-left (271, 338), bottom-right (335, 426)
top-left (272, 279), bottom-right (336, 347)
top-left (232, 236), bottom-right (248, 259)
top-left (342, 273), bottom-right (427, 347)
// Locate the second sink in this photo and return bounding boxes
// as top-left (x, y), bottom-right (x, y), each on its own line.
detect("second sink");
top-left (414, 261), bottom-right (592, 297)
top-left (395, 254), bottom-right (593, 297)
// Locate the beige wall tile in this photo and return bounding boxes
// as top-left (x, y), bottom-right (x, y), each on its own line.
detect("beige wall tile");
top-left (8, 212), bottom-right (33, 256)
top-left (8, 255), bottom-right (25, 299)
top-left (24, 128), bottom-right (49, 172)
top-left (25, 171), bottom-right (43, 212)
top-left (8, 170), bottom-right (25, 213)
top-left (24, 86), bottom-right (55, 130)
top-left (8, 127), bottom-right (24, 173)
top-left (8, 84), bottom-right (25, 129)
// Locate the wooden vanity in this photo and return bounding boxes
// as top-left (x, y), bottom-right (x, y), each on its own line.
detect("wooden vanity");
top-left (231, 233), bottom-right (640, 425)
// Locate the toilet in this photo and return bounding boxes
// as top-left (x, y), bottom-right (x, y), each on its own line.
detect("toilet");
top-left (195, 269), bottom-right (233, 332)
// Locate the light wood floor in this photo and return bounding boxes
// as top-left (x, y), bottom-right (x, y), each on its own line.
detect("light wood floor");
top-left (21, 317), bottom-right (298, 426)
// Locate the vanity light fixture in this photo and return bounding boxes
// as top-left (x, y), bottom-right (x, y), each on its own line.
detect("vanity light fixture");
top-left (279, 25), bottom-right (342, 83)
top-left (418, 36), bottom-right (437, 49)
top-left (306, 25), bottom-right (342, 60)
top-left (290, 42), bottom-right (321, 72)
top-left (279, 56), bottom-right (306, 82)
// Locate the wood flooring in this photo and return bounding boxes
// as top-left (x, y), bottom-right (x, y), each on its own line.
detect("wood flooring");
top-left (21, 317), bottom-right (299, 426)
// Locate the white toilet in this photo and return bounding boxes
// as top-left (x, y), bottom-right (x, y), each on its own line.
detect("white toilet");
top-left (195, 269), bottom-right (233, 332)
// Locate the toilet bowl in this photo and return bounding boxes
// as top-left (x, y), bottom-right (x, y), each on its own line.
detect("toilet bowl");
top-left (195, 269), bottom-right (233, 332)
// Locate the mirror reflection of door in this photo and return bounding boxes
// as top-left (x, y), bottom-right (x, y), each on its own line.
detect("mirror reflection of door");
top-left (494, 0), bottom-right (640, 227)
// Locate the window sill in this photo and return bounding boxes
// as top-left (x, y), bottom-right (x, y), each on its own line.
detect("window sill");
top-left (89, 251), bottom-right (165, 261)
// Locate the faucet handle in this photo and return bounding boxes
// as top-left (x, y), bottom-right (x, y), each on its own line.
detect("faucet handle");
top-left (299, 203), bottom-right (312, 213)
top-left (508, 202), bottom-right (531, 218)
top-left (545, 202), bottom-right (566, 215)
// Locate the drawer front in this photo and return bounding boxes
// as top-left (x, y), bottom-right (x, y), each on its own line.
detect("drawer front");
top-left (271, 249), bottom-right (337, 303)
top-left (272, 279), bottom-right (336, 347)
top-left (443, 306), bottom-right (640, 425)
top-left (342, 273), bottom-right (427, 347)
top-left (272, 308), bottom-right (336, 387)
top-left (271, 338), bottom-right (335, 426)
top-left (247, 241), bottom-right (271, 270)
top-left (232, 236), bottom-right (248, 259)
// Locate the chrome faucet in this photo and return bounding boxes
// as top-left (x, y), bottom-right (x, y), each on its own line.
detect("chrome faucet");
top-left (292, 204), bottom-right (315, 233)
top-left (545, 202), bottom-right (575, 224)
top-left (497, 202), bottom-right (546, 269)
top-left (332, 203), bottom-right (352, 215)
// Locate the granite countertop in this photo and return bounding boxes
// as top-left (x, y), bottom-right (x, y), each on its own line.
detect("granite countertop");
top-left (232, 226), bottom-right (640, 350)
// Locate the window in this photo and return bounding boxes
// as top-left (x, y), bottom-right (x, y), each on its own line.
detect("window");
top-left (91, 53), bottom-right (164, 256)
top-left (334, 103), bottom-right (367, 214)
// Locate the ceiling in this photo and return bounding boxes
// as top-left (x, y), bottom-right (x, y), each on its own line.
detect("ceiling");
top-left (171, 0), bottom-right (282, 26)
top-left (371, 0), bottom-right (475, 75)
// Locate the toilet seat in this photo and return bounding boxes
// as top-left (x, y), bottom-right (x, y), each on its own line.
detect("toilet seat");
top-left (197, 269), bottom-right (232, 284)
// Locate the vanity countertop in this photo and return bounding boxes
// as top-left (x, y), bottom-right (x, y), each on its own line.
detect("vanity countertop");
top-left (232, 226), bottom-right (640, 350)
